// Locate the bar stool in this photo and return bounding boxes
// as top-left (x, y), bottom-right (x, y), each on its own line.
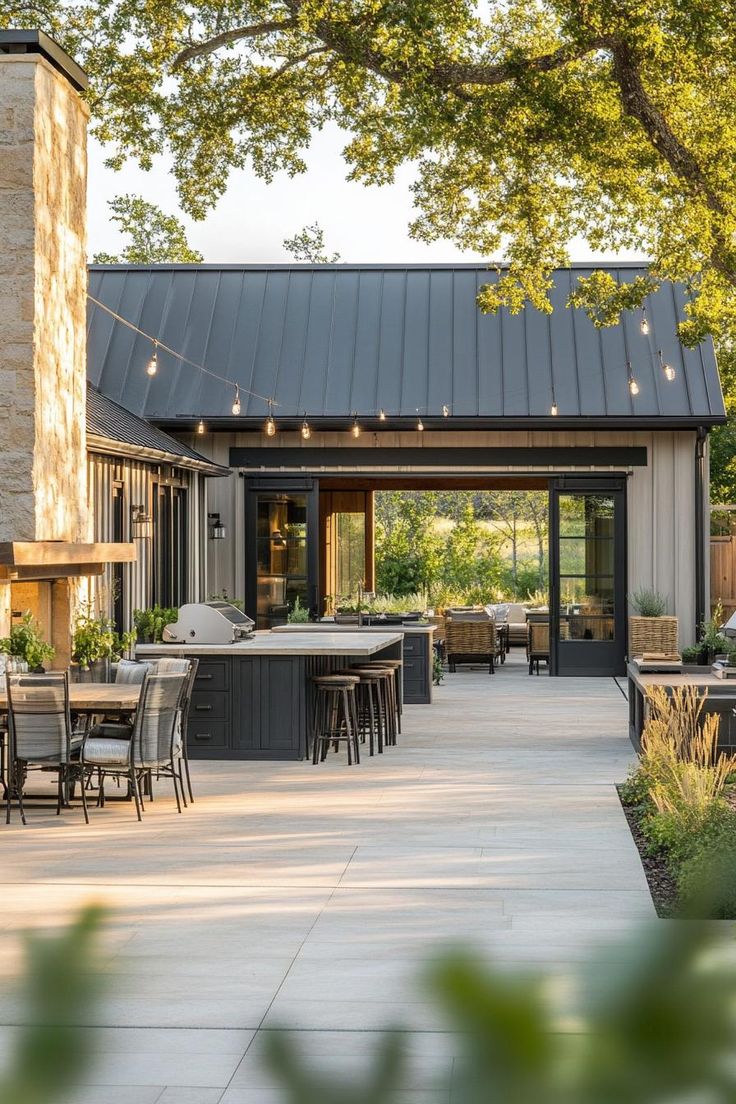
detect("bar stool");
top-left (310, 674), bottom-right (360, 765)
top-left (347, 667), bottom-right (394, 755)
top-left (351, 661), bottom-right (401, 745)
top-left (355, 659), bottom-right (403, 736)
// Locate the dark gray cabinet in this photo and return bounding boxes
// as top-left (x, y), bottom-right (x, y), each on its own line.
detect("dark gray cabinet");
top-left (401, 632), bottom-right (431, 704)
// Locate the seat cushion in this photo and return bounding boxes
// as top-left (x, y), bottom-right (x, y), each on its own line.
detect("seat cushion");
top-left (83, 737), bottom-right (131, 767)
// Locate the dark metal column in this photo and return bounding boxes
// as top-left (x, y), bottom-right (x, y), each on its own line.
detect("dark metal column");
top-left (695, 426), bottom-right (708, 637)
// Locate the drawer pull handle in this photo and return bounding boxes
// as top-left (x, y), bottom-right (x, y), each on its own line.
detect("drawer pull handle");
top-left (193, 733), bottom-right (211, 741)
top-left (195, 704), bottom-right (213, 712)
top-left (196, 674), bottom-right (214, 681)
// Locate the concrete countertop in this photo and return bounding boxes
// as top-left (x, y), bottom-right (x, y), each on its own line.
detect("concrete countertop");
top-left (273, 623), bottom-right (436, 635)
top-left (137, 631), bottom-right (403, 657)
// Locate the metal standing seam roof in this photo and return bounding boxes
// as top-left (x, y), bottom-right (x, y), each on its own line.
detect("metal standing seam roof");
top-left (86, 384), bottom-right (228, 474)
top-left (86, 263), bottom-right (725, 428)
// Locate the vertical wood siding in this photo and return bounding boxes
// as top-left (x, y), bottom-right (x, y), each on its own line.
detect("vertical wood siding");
top-left (87, 453), bottom-right (205, 626)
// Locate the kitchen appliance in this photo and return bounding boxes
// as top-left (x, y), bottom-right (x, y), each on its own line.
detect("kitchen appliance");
top-left (163, 602), bottom-right (255, 644)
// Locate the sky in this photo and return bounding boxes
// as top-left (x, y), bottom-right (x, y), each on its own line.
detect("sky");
top-left (87, 123), bottom-right (637, 266)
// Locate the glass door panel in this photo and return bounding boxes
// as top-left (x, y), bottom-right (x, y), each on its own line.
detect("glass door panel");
top-left (551, 483), bottom-right (625, 675)
top-left (246, 483), bottom-right (318, 629)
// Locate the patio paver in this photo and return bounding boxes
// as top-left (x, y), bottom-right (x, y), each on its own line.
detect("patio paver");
top-left (0, 656), bottom-right (653, 1102)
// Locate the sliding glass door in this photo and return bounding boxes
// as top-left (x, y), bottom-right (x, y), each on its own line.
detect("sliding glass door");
top-left (549, 478), bottom-right (626, 676)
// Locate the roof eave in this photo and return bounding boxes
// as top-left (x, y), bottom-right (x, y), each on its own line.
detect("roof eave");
top-left (86, 433), bottom-right (231, 476)
top-left (150, 415), bottom-right (727, 433)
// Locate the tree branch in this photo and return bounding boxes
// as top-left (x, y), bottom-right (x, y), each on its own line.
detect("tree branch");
top-left (174, 19), bottom-right (298, 68)
top-left (608, 38), bottom-right (735, 283)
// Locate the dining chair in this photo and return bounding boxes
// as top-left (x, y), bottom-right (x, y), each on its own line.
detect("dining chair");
top-left (151, 657), bottom-right (199, 804)
top-left (82, 671), bottom-right (187, 820)
top-left (5, 672), bottom-right (88, 825)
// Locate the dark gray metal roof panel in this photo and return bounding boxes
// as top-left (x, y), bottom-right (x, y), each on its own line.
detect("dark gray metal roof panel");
top-left (86, 384), bottom-right (227, 472)
top-left (86, 263), bottom-right (725, 425)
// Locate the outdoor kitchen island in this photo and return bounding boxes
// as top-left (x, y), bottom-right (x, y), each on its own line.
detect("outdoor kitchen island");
top-left (137, 631), bottom-right (403, 761)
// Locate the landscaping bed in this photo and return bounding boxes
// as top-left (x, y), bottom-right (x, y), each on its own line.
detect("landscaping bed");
top-left (620, 684), bottom-right (736, 919)
top-left (618, 786), bottom-right (678, 917)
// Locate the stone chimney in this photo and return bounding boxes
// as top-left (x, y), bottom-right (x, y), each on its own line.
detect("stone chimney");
top-left (0, 31), bottom-right (89, 547)
top-left (0, 32), bottom-right (96, 653)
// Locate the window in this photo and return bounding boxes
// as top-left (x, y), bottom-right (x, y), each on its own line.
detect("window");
top-left (153, 483), bottom-right (188, 609)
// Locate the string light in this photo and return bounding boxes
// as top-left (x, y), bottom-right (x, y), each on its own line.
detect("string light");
top-left (197, 419), bottom-right (205, 435)
top-left (416, 410), bottom-right (424, 431)
top-left (146, 342), bottom-right (158, 377)
top-left (265, 400), bottom-right (277, 437)
top-left (627, 362), bottom-right (640, 396)
top-left (550, 396), bottom-right (558, 417)
top-left (640, 307), bottom-right (649, 335)
top-left (379, 409), bottom-right (386, 421)
top-left (87, 293), bottom-right (275, 409)
top-left (351, 414), bottom-right (361, 438)
top-left (231, 385), bottom-right (241, 416)
top-left (442, 404), bottom-right (450, 417)
top-left (301, 414), bottom-right (311, 440)
top-left (658, 349), bottom-right (676, 381)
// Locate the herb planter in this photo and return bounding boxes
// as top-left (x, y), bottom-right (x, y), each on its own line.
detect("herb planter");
top-left (628, 615), bottom-right (679, 657)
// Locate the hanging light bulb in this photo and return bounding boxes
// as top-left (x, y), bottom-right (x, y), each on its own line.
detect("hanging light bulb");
top-left (301, 415), bottom-right (311, 440)
top-left (231, 385), bottom-right (241, 416)
top-left (379, 409), bottom-right (387, 421)
top-left (197, 418), bottom-right (205, 435)
top-left (550, 398), bottom-right (558, 416)
top-left (351, 414), bottom-right (361, 438)
top-left (442, 404), bottom-right (450, 417)
top-left (416, 409), bottom-right (424, 431)
top-left (640, 307), bottom-right (649, 335)
top-left (658, 349), bottom-right (676, 381)
top-left (146, 342), bottom-right (158, 377)
top-left (264, 400), bottom-right (276, 437)
top-left (627, 360), bottom-right (640, 396)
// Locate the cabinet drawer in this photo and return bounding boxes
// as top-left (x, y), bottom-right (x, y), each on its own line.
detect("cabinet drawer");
top-left (402, 657), bottom-right (427, 680)
top-left (189, 690), bottom-right (229, 721)
top-left (402, 636), bottom-right (427, 657)
top-left (188, 720), bottom-right (229, 750)
top-left (193, 662), bottom-right (229, 691)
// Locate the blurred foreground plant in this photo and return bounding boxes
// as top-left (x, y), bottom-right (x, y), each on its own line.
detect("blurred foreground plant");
top-left (0, 906), bottom-right (105, 1104)
top-left (264, 917), bottom-right (736, 1103)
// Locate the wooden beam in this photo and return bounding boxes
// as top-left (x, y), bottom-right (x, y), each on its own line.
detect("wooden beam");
top-left (0, 541), bottom-right (137, 566)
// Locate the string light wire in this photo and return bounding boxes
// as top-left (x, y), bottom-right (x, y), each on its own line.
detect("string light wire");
top-left (87, 293), bottom-right (277, 409)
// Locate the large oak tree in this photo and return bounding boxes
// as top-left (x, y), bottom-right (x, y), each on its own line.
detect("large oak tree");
top-left (3, 1), bottom-right (736, 344)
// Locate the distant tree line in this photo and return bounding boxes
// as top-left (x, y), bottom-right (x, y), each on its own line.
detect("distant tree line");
top-left (374, 491), bottom-right (548, 602)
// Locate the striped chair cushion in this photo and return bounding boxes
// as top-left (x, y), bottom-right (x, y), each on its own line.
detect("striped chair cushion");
top-left (83, 736), bottom-right (131, 767)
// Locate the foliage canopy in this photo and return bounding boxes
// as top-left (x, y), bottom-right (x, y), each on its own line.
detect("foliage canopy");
top-left (4, 0), bottom-right (736, 343)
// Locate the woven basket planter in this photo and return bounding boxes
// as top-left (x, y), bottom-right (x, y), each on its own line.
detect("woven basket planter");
top-left (628, 615), bottom-right (679, 656)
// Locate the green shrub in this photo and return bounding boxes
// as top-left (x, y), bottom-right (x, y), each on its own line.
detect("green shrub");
top-left (133, 606), bottom-right (178, 643)
top-left (287, 596), bottom-right (310, 623)
top-left (674, 803), bottom-right (736, 916)
top-left (630, 587), bottom-right (669, 616)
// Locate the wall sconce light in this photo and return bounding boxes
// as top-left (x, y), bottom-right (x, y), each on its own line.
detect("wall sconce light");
top-left (270, 528), bottom-right (287, 548)
top-left (130, 504), bottom-right (153, 540)
top-left (208, 512), bottom-right (226, 540)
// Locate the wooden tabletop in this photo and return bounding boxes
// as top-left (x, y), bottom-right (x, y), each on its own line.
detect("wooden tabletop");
top-left (0, 683), bottom-right (141, 713)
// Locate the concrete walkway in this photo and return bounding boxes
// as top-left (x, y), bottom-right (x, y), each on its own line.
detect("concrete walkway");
top-left (0, 656), bottom-right (653, 1103)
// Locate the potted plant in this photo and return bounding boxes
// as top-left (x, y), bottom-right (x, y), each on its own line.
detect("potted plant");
top-left (698, 601), bottom-right (729, 664)
top-left (133, 606), bottom-right (178, 643)
top-left (71, 605), bottom-right (137, 682)
top-left (0, 611), bottom-right (55, 672)
top-left (287, 596), bottom-right (310, 624)
top-left (628, 588), bottom-right (678, 657)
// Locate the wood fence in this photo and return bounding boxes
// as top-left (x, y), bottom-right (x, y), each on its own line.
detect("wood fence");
top-left (711, 535), bottom-right (736, 619)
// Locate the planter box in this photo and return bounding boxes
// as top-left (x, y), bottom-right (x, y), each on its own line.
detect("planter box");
top-left (629, 616), bottom-right (678, 657)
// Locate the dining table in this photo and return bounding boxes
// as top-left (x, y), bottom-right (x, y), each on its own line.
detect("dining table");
top-left (0, 681), bottom-right (141, 714)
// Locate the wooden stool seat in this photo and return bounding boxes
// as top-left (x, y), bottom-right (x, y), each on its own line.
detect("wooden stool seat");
top-left (313, 674), bottom-right (360, 685)
top-left (309, 676), bottom-right (360, 765)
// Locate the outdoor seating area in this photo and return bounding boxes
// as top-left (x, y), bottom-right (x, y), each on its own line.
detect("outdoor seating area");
top-left (0, 658), bottom-right (198, 825)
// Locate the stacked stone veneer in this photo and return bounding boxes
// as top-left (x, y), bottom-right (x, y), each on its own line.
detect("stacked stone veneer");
top-left (0, 51), bottom-right (89, 544)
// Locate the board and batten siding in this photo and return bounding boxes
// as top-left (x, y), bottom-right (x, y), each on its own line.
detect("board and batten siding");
top-left (182, 427), bottom-right (705, 647)
top-left (87, 452), bottom-right (207, 626)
